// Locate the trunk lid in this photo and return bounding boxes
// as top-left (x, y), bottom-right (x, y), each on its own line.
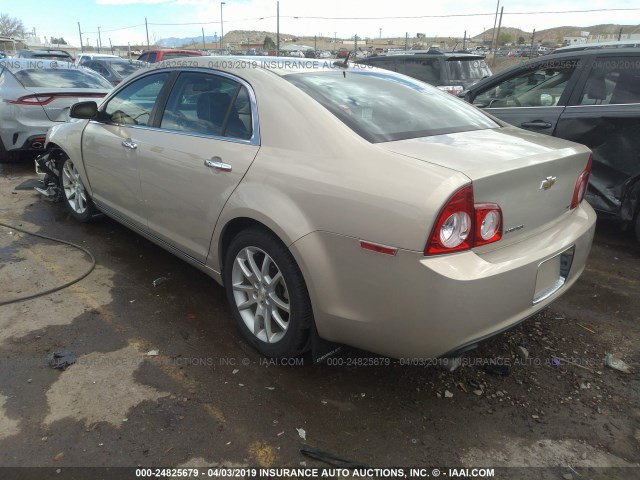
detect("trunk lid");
top-left (378, 126), bottom-right (591, 243)
top-left (23, 87), bottom-right (109, 122)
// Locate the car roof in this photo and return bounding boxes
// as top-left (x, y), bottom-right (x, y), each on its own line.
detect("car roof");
top-left (555, 41), bottom-right (640, 53)
top-left (142, 49), bottom-right (202, 54)
top-left (18, 49), bottom-right (71, 55)
top-left (123, 55), bottom-right (394, 81)
top-left (365, 50), bottom-right (485, 59)
top-left (2, 58), bottom-right (82, 72)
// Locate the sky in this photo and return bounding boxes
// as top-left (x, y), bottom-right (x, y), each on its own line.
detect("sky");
top-left (4, 0), bottom-right (640, 47)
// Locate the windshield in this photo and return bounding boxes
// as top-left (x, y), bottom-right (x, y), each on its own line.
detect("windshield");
top-left (285, 70), bottom-right (499, 143)
top-left (13, 68), bottom-right (112, 89)
top-left (446, 58), bottom-right (491, 81)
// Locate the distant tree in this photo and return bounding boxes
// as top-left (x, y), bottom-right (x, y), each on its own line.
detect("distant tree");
top-left (498, 32), bottom-right (513, 45)
top-left (50, 37), bottom-right (67, 45)
top-left (263, 35), bottom-right (276, 50)
top-left (0, 13), bottom-right (25, 37)
top-left (518, 36), bottom-right (525, 44)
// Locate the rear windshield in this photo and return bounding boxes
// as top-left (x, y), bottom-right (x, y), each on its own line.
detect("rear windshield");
top-left (13, 68), bottom-right (112, 89)
top-left (110, 62), bottom-right (144, 76)
top-left (446, 58), bottom-right (491, 81)
top-left (285, 70), bottom-right (499, 143)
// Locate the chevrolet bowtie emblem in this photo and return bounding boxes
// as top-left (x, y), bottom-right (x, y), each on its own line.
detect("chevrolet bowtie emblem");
top-left (540, 176), bottom-right (557, 190)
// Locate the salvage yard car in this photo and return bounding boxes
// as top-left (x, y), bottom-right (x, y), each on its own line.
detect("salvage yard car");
top-left (462, 47), bottom-right (640, 241)
top-left (37, 58), bottom-right (596, 359)
top-left (0, 59), bottom-right (112, 163)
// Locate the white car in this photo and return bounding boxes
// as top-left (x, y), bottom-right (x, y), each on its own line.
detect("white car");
top-left (0, 59), bottom-right (112, 162)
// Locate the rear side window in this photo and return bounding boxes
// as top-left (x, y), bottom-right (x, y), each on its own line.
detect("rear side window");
top-left (160, 72), bottom-right (252, 140)
top-left (396, 58), bottom-right (441, 84)
top-left (579, 56), bottom-right (640, 105)
top-left (286, 70), bottom-right (498, 143)
top-left (445, 58), bottom-right (491, 81)
top-left (13, 68), bottom-right (112, 89)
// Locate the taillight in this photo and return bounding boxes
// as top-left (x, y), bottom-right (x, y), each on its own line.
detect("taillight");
top-left (425, 184), bottom-right (502, 255)
top-left (6, 95), bottom-right (56, 105)
top-left (5, 93), bottom-right (105, 106)
top-left (436, 85), bottom-right (464, 95)
top-left (570, 154), bottom-right (592, 209)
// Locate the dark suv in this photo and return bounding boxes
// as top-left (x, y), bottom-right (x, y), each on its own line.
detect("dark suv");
top-left (356, 50), bottom-right (492, 94)
top-left (15, 49), bottom-right (74, 62)
top-left (463, 47), bottom-right (640, 240)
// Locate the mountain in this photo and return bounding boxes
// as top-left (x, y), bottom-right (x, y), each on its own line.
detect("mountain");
top-left (472, 24), bottom-right (639, 46)
top-left (157, 36), bottom-right (219, 48)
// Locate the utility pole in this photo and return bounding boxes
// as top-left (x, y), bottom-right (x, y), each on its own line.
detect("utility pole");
top-left (220, 2), bottom-right (226, 50)
top-left (492, 6), bottom-right (503, 67)
top-left (77, 22), bottom-right (83, 53)
top-left (530, 28), bottom-right (536, 55)
top-left (405, 32), bottom-right (408, 51)
top-left (314, 35), bottom-right (317, 51)
top-left (145, 18), bottom-right (150, 51)
top-left (490, 0), bottom-right (500, 54)
top-left (354, 34), bottom-right (358, 51)
top-left (97, 27), bottom-right (102, 53)
top-left (463, 30), bottom-right (467, 50)
top-left (618, 27), bottom-right (623, 40)
top-left (202, 27), bottom-right (206, 49)
top-left (379, 28), bottom-right (382, 39)
top-left (109, 38), bottom-right (113, 55)
top-left (277, 1), bottom-right (280, 56)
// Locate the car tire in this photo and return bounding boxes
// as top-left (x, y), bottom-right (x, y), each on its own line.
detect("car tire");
top-left (224, 228), bottom-right (313, 358)
top-left (57, 154), bottom-right (98, 222)
top-left (0, 138), bottom-right (16, 164)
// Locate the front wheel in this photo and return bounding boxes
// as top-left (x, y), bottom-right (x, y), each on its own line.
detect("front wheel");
top-left (57, 155), bottom-right (98, 222)
top-left (224, 228), bottom-right (313, 358)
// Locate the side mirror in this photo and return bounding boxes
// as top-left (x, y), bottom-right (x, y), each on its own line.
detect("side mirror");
top-left (70, 101), bottom-right (98, 119)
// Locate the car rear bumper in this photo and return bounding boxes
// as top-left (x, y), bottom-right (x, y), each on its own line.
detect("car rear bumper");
top-left (290, 202), bottom-right (597, 359)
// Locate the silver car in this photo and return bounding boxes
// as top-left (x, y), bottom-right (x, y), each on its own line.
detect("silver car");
top-left (0, 58), bottom-right (112, 162)
top-left (40, 57), bottom-right (596, 360)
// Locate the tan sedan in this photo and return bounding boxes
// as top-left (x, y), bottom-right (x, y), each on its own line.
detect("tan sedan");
top-left (40, 57), bottom-right (596, 359)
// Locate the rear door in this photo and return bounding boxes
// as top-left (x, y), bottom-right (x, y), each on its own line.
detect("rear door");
top-left (137, 70), bottom-right (260, 263)
top-left (471, 56), bottom-right (584, 134)
top-left (555, 53), bottom-right (640, 216)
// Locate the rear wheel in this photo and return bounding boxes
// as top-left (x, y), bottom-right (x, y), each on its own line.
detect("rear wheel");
top-left (224, 228), bottom-right (312, 358)
top-left (57, 155), bottom-right (98, 222)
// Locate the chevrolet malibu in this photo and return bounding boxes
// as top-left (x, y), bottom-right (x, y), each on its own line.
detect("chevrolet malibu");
top-left (40, 58), bottom-right (596, 359)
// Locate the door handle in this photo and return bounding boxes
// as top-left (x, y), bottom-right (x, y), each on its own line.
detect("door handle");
top-left (520, 121), bottom-right (552, 129)
top-left (121, 139), bottom-right (137, 149)
top-left (205, 158), bottom-right (232, 172)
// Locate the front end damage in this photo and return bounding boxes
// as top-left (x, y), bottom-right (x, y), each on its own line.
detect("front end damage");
top-left (34, 149), bottom-right (65, 202)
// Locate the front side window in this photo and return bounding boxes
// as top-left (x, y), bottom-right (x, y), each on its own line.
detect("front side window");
top-left (286, 70), bottom-right (498, 143)
top-left (474, 62), bottom-right (578, 108)
top-left (104, 72), bottom-right (169, 125)
top-left (579, 56), bottom-right (640, 105)
top-left (160, 72), bottom-right (252, 140)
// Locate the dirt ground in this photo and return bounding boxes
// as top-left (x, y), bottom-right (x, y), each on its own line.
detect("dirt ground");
top-left (0, 159), bottom-right (638, 478)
